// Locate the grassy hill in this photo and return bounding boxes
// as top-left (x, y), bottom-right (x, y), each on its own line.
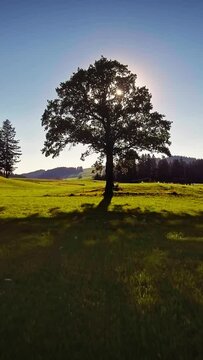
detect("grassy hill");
top-left (19, 166), bottom-right (84, 179)
top-left (78, 167), bottom-right (93, 178)
top-left (0, 177), bottom-right (203, 359)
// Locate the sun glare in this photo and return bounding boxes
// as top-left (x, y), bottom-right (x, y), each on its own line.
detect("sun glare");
top-left (116, 89), bottom-right (123, 96)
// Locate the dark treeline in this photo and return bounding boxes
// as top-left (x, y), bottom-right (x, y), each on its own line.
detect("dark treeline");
top-left (94, 154), bottom-right (203, 184)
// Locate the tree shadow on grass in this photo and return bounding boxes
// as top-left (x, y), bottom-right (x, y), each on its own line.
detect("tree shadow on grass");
top-left (0, 207), bottom-right (203, 359)
top-left (96, 195), bottom-right (113, 211)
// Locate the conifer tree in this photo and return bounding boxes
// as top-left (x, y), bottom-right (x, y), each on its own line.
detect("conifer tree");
top-left (0, 119), bottom-right (21, 178)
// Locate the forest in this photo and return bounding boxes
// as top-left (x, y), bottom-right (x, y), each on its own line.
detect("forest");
top-left (94, 154), bottom-right (203, 184)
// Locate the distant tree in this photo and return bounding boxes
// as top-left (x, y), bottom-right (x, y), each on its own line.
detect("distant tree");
top-left (115, 150), bottom-right (138, 182)
top-left (170, 159), bottom-right (185, 183)
top-left (103, 152), bottom-right (158, 183)
top-left (92, 159), bottom-right (105, 180)
top-left (157, 158), bottom-right (170, 182)
top-left (150, 154), bottom-right (158, 181)
top-left (192, 159), bottom-right (203, 183)
top-left (42, 56), bottom-right (171, 198)
top-left (137, 154), bottom-right (153, 181)
top-left (0, 129), bottom-right (4, 174)
top-left (0, 120), bottom-right (21, 178)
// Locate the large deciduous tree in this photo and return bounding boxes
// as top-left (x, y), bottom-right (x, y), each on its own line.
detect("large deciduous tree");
top-left (42, 57), bottom-right (171, 198)
top-left (0, 119), bottom-right (21, 178)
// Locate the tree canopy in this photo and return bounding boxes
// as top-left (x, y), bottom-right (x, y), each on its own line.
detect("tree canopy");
top-left (0, 119), bottom-right (21, 178)
top-left (42, 56), bottom-right (171, 198)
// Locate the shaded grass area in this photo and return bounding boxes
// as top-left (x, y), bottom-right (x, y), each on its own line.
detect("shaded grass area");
top-left (0, 204), bottom-right (203, 360)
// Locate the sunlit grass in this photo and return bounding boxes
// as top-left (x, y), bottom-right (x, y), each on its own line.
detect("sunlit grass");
top-left (0, 177), bottom-right (203, 359)
top-left (1, 177), bottom-right (203, 218)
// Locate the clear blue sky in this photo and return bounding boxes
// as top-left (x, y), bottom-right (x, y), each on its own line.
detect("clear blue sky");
top-left (0, 0), bottom-right (203, 173)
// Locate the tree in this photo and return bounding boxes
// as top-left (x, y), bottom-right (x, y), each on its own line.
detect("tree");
top-left (0, 129), bottom-right (4, 175)
top-left (115, 150), bottom-right (138, 182)
top-left (0, 120), bottom-right (21, 178)
top-left (157, 158), bottom-right (170, 182)
top-left (170, 159), bottom-right (185, 183)
top-left (42, 56), bottom-right (171, 198)
top-left (137, 154), bottom-right (155, 181)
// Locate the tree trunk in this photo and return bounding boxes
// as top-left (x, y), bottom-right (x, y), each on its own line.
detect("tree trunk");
top-left (104, 151), bottom-right (114, 199)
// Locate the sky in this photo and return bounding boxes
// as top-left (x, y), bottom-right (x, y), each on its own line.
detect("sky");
top-left (0, 0), bottom-right (203, 173)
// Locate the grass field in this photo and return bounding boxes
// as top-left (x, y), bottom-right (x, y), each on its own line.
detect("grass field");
top-left (0, 177), bottom-right (203, 359)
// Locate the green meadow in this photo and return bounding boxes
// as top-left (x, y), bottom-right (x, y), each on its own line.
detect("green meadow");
top-left (0, 177), bottom-right (203, 359)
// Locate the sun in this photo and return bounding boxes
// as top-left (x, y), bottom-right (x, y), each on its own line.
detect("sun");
top-left (116, 89), bottom-right (123, 96)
